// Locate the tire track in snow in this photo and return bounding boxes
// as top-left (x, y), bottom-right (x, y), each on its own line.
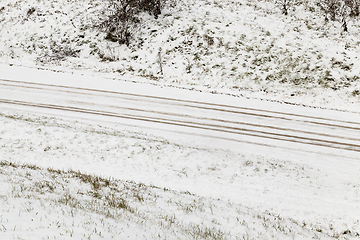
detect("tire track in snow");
top-left (0, 79), bottom-right (360, 155)
top-left (1, 78), bottom-right (359, 129)
top-left (0, 98), bottom-right (360, 153)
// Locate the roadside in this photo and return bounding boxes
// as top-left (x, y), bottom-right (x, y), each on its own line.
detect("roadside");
top-left (1, 102), bottom-right (360, 239)
top-left (1, 0), bottom-right (360, 112)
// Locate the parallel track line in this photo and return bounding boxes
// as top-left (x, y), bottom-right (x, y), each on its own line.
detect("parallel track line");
top-left (1, 79), bottom-right (359, 130)
top-left (1, 98), bottom-right (359, 153)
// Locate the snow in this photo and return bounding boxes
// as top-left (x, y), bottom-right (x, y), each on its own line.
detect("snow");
top-left (0, 0), bottom-right (360, 111)
top-left (1, 0), bottom-right (360, 238)
top-left (0, 112), bottom-right (359, 239)
top-left (0, 64), bottom-right (360, 239)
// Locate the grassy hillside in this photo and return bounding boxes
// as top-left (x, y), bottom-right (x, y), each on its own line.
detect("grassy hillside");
top-left (1, 0), bottom-right (360, 109)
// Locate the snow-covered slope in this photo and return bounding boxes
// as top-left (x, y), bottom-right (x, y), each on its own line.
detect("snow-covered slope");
top-left (1, 0), bottom-right (360, 239)
top-left (0, 0), bottom-right (360, 110)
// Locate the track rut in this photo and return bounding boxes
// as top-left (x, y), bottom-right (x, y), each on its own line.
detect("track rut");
top-left (1, 78), bottom-right (360, 156)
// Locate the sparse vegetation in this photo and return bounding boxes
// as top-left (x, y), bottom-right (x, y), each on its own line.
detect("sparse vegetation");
top-left (275, 0), bottom-right (294, 15)
top-left (36, 39), bottom-right (80, 64)
top-left (96, 0), bottom-right (167, 45)
top-left (1, 0), bottom-right (360, 107)
top-left (1, 0), bottom-right (360, 237)
top-left (0, 111), bottom-right (359, 239)
top-left (1, 160), bottom-right (353, 239)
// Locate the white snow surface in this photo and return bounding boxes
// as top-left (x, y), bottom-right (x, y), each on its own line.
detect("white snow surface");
top-left (0, 64), bottom-right (360, 239)
top-left (1, 0), bottom-right (360, 238)
top-left (0, 0), bottom-right (360, 110)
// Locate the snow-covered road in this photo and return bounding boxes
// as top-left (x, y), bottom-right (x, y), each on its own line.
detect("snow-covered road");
top-left (2, 65), bottom-right (360, 239)
top-left (1, 65), bottom-right (360, 161)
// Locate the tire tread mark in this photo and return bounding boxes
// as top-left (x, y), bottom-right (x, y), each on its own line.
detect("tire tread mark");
top-left (69, 99), bottom-right (360, 142)
top-left (1, 79), bottom-right (360, 130)
top-left (1, 98), bottom-right (359, 153)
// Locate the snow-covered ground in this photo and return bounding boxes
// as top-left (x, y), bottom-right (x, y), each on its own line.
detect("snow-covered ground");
top-left (0, 65), bottom-right (360, 239)
top-left (0, 0), bottom-right (360, 110)
top-left (1, 0), bottom-right (360, 239)
top-left (1, 108), bottom-right (360, 239)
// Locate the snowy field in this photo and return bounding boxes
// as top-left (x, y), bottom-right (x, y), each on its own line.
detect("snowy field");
top-left (0, 67), bottom-right (359, 239)
top-left (1, 109), bottom-right (360, 239)
top-left (1, 0), bottom-right (360, 239)
top-left (0, 0), bottom-right (360, 110)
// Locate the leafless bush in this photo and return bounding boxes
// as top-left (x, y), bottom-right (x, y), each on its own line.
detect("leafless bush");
top-left (344, 0), bottom-right (360, 17)
top-left (36, 40), bottom-right (80, 64)
top-left (96, 0), bottom-right (140, 46)
top-left (26, 6), bottom-right (36, 17)
top-left (317, 0), bottom-right (359, 31)
top-left (139, 0), bottom-right (163, 18)
top-left (98, 44), bottom-right (120, 61)
top-left (275, 0), bottom-right (294, 15)
top-left (318, 0), bottom-right (342, 21)
top-left (96, 0), bottom-right (167, 46)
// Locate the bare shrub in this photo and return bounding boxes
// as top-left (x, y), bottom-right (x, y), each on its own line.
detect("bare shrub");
top-left (36, 40), bottom-right (80, 64)
top-left (96, 0), bottom-right (167, 46)
top-left (139, 0), bottom-right (164, 18)
top-left (317, 0), bottom-right (358, 31)
top-left (275, 0), bottom-right (294, 15)
top-left (98, 44), bottom-right (120, 61)
top-left (26, 6), bottom-right (36, 17)
top-left (317, 0), bottom-right (342, 22)
top-left (344, 0), bottom-right (360, 16)
top-left (97, 0), bottom-right (140, 46)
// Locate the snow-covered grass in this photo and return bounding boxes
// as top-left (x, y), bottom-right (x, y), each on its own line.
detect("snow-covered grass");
top-left (0, 0), bottom-right (360, 110)
top-left (0, 161), bottom-right (331, 239)
top-left (1, 0), bottom-right (360, 238)
top-left (1, 111), bottom-right (360, 239)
